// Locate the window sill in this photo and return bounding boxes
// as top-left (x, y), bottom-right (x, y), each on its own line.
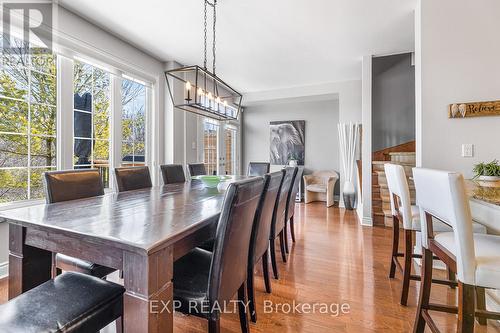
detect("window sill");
top-left (0, 188), bottom-right (115, 218)
top-left (0, 198), bottom-right (46, 215)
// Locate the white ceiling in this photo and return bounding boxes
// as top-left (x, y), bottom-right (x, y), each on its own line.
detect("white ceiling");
top-left (59, 0), bottom-right (417, 93)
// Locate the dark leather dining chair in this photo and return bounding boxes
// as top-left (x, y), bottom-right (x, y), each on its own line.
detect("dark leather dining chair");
top-left (114, 166), bottom-right (152, 192)
top-left (247, 171), bottom-right (284, 323)
top-left (269, 167), bottom-right (295, 279)
top-left (247, 162), bottom-right (270, 176)
top-left (160, 164), bottom-right (186, 184)
top-left (284, 166), bottom-right (302, 250)
top-left (188, 163), bottom-right (207, 176)
top-left (43, 169), bottom-right (116, 279)
top-left (172, 177), bottom-right (265, 333)
top-left (0, 272), bottom-right (125, 333)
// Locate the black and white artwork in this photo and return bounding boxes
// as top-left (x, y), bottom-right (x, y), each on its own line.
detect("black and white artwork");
top-left (270, 120), bottom-right (305, 165)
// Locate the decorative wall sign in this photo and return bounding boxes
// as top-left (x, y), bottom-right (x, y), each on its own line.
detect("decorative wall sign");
top-left (449, 100), bottom-right (500, 118)
top-left (270, 120), bottom-right (305, 165)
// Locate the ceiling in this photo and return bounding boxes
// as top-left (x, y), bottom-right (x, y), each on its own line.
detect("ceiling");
top-left (59, 0), bottom-right (417, 94)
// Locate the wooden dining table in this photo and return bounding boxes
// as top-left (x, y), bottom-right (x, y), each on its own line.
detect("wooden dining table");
top-left (0, 176), bottom-right (248, 333)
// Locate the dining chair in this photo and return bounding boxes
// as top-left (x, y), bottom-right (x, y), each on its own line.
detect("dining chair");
top-left (172, 177), bottom-right (265, 333)
top-left (269, 167), bottom-right (295, 279)
top-left (385, 164), bottom-right (486, 306)
top-left (0, 272), bottom-right (125, 333)
top-left (247, 162), bottom-right (270, 176)
top-left (188, 163), bottom-right (207, 176)
top-left (284, 166), bottom-right (302, 250)
top-left (160, 164), bottom-right (186, 184)
top-left (43, 169), bottom-right (116, 279)
top-left (114, 166), bottom-right (152, 192)
top-left (247, 171), bottom-right (284, 323)
top-left (412, 168), bottom-right (500, 333)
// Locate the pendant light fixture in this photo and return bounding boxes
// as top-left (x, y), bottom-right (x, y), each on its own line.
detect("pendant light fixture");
top-left (165, 0), bottom-right (242, 121)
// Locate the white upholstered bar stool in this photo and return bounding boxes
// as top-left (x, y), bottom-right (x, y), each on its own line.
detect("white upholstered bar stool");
top-left (412, 168), bottom-right (500, 333)
top-left (385, 164), bottom-right (459, 306)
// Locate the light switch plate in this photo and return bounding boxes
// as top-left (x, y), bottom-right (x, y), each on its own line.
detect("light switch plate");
top-left (462, 144), bottom-right (474, 157)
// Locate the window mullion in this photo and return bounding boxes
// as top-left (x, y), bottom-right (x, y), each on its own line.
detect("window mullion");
top-left (57, 56), bottom-right (74, 170)
top-left (110, 74), bottom-right (123, 191)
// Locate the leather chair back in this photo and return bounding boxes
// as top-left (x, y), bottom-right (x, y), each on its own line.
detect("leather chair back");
top-left (270, 167), bottom-right (294, 239)
top-left (188, 163), bottom-right (207, 177)
top-left (43, 169), bottom-right (104, 203)
top-left (385, 164), bottom-right (413, 229)
top-left (247, 162), bottom-right (270, 176)
top-left (114, 166), bottom-right (152, 192)
top-left (250, 171), bottom-right (284, 265)
top-left (209, 177), bottom-right (265, 304)
top-left (286, 167), bottom-right (302, 220)
top-left (160, 164), bottom-right (186, 184)
top-left (413, 168), bottom-right (476, 285)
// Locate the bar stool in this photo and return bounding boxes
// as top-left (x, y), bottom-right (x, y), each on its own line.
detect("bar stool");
top-left (385, 164), bottom-right (487, 306)
top-left (412, 168), bottom-right (500, 333)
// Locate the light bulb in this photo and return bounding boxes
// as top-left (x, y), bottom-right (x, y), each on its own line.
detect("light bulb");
top-left (185, 81), bottom-right (191, 90)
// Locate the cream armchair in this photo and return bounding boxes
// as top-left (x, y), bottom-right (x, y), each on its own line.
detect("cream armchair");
top-left (303, 170), bottom-right (339, 207)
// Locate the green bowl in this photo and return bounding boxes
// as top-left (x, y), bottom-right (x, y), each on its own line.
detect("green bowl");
top-left (192, 175), bottom-right (231, 188)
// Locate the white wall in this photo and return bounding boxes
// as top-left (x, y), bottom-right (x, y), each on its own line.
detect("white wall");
top-left (244, 80), bottom-right (362, 211)
top-left (416, 0), bottom-right (500, 177)
top-left (243, 98), bottom-right (340, 181)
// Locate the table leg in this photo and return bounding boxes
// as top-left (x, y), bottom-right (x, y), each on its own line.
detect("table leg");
top-left (8, 224), bottom-right (52, 299)
top-left (123, 246), bottom-right (173, 333)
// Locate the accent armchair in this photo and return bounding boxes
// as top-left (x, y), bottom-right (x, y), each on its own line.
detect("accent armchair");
top-left (303, 170), bottom-right (339, 207)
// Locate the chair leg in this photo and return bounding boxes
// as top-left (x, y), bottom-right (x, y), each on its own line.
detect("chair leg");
top-left (290, 215), bottom-right (296, 243)
top-left (270, 238), bottom-right (279, 279)
top-left (247, 265), bottom-right (257, 323)
top-left (476, 287), bottom-right (487, 325)
top-left (279, 231), bottom-right (287, 263)
top-left (238, 283), bottom-right (249, 333)
top-left (447, 266), bottom-right (456, 289)
top-left (284, 222), bottom-right (289, 254)
top-left (400, 229), bottom-right (412, 306)
top-left (208, 317), bottom-right (220, 333)
top-left (115, 317), bottom-right (123, 333)
top-left (389, 216), bottom-right (399, 279)
top-left (262, 250), bottom-right (272, 293)
top-left (412, 248), bottom-right (433, 333)
top-left (458, 282), bottom-right (476, 333)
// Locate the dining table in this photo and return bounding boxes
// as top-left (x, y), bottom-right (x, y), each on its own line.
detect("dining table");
top-left (0, 176), bottom-right (248, 333)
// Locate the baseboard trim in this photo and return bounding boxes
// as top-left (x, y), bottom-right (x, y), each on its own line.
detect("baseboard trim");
top-left (361, 217), bottom-right (373, 226)
top-left (0, 261), bottom-right (8, 279)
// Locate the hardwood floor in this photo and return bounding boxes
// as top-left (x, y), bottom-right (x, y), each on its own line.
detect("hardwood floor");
top-left (1, 203), bottom-right (499, 332)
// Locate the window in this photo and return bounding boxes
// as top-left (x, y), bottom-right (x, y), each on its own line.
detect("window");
top-left (0, 37), bottom-right (57, 203)
top-left (121, 78), bottom-right (146, 166)
top-left (203, 119), bottom-right (219, 175)
top-left (73, 60), bottom-right (111, 187)
top-left (224, 126), bottom-right (237, 175)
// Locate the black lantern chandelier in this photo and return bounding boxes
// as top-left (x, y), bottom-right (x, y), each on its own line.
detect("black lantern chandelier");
top-left (165, 0), bottom-right (242, 121)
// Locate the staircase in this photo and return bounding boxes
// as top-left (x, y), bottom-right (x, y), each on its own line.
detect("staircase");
top-left (372, 152), bottom-right (416, 226)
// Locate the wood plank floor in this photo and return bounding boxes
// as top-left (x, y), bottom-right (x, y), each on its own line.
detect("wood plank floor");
top-left (1, 202), bottom-right (499, 332)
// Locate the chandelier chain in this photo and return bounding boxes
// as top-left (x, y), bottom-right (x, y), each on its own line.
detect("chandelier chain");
top-left (203, 0), bottom-right (208, 69)
top-left (212, 0), bottom-right (217, 74)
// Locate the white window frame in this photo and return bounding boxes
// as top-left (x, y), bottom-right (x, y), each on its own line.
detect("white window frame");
top-left (0, 50), bottom-right (57, 204)
top-left (0, 53), bottom-right (154, 207)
